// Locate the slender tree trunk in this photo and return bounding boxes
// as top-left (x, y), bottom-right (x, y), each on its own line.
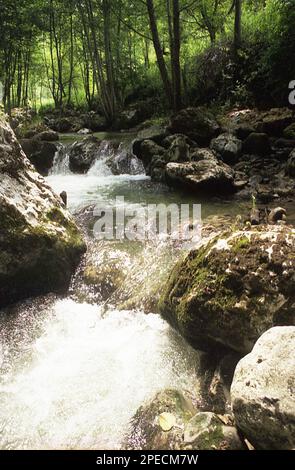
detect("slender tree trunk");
top-left (234, 0), bottom-right (242, 56)
top-left (102, 0), bottom-right (116, 119)
top-left (172, 0), bottom-right (182, 110)
top-left (68, 14), bottom-right (74, 105)
top-left (146, 0), bottom-right (173, 108)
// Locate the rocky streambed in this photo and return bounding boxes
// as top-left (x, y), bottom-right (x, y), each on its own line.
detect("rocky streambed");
top-left (0, 110), bottom-right (294, 450)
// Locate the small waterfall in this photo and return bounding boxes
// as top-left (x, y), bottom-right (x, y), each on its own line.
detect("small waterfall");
top-left (87, 141), bottom-right (115, 176)
top-left (87, 158), bottom-right (112, 177)
top-left (49, 138), bottom-right (144, 178)
top-left (50, 145), bottom-right (71, 175)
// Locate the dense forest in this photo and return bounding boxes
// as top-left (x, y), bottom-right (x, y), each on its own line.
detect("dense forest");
top-left (0, 0), bottom-right (294, 119)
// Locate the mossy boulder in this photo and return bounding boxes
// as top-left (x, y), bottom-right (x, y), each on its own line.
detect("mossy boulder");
top-left (159, 226), bottom-right (295, 355)
top-left (0, 119), bottom-right (86, 307)
top-left (125, 389), bottom-right (244, 450)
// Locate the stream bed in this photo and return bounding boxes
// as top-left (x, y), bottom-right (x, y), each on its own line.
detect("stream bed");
top-left (0, 133), bottom-right (249, 450)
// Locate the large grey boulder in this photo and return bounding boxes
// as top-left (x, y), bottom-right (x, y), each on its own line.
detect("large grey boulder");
top-left (0, 118), bottom-right (86, 307)
top-left (165, 156), bottom-right (235, 194)
top-left (159, 226), bottom-right (295, 355)
top-left (231, 326), bottom-right (295, 450)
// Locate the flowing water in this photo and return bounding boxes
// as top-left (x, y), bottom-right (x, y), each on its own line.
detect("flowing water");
top-left (0, 134), bottom-right (247, 450)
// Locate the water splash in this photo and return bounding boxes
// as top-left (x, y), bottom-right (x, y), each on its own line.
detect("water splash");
top-left (0, 299), bottom-right (199, 450)
top-left (50, 145), bottom-right (71, 175)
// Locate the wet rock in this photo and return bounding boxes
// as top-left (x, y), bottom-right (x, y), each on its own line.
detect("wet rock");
top-left (0, 119), bottom-right (86, 308)
top-left (165, 158), bottom-right (235, 195)
top-left (210, 133), bottom-right (242, 164)
top-left (83, 260), bottom-right (126, 302)
top-left (183, 412), bottom-right (244, 450)
top-left (242, 133), bottom-right (271, 156)
top-left (106, 147), bottom-right (144, 175)
top-left (126, 389), bottom-right (244, 450)
top-left (20, 138), bottom-right (58, 176)
top-left (68, 136), bottom-right (101, 173)
top-left (169, 107), bottom-right (220, 146)
top-left (231, 326), bottom-right (295, 450)
top-left (125, 389), bottom-right (195, 450)
top-left (159, 226), bottom-right (295, 355)
top-left (133, 139), bottom-right (165, 174)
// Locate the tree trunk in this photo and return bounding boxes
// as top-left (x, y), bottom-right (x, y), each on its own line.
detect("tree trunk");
top-left (234, 0), bottom-right (242, 56)
top-left (172, 0), bottom-right (182, 110)
top-left (146, 0), bottom-right (173, 108)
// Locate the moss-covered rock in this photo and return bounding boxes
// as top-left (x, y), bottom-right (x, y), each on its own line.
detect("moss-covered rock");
top-left (159, 226), bottom-right (295, 355)
top-left (125, 389), bottom-right (244, 450)
top-left (0, 119), bottom-right (86, 307)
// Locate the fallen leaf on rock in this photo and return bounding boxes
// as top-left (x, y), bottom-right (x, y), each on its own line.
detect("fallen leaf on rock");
top-left (158, 412), bottom-right (176, 432)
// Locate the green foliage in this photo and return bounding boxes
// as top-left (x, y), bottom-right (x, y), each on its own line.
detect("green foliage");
top-left (0, 0), bottom-right (292, 115)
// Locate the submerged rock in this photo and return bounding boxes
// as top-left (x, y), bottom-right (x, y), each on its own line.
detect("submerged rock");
top-left (0, 119), bottom-right (86, 307)
top-left (231, 326), bottom-right (295, 450)
top-left (169, 107), bottom-right (220, 146)
top-left (125, 389), bottom-right (244, 450)
top-left (159, 226), bottom-right (295, 355)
